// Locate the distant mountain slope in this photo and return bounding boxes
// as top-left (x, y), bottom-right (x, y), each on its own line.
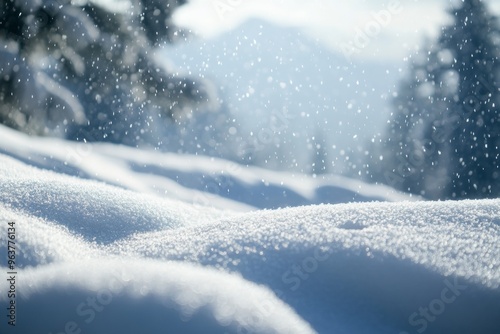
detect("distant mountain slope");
top-left (164, 19), bottom-right (402, 171)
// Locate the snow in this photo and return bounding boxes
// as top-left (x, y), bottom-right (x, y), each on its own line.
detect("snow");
top-left (1, 124), bottom-right (500, 334)
top-left (7, 258), bottom-right (314, 334)
top-left (0, 124), bottom-right (413, 211)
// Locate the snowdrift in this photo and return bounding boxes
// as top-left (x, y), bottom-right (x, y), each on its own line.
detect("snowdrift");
top-left (0, 124), bottom-right (413, 211)
top-left (0, 126), bottom-right (499, 333)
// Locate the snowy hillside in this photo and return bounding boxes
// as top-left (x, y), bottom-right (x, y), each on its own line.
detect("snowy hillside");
top-left (0, 125), bottom-right (499, 334)
top-left (0, 124), bottom-right (412, 211)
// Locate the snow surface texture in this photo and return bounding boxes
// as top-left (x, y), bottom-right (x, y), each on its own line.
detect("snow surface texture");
top-left (0, 125), bottom-right (499, 333)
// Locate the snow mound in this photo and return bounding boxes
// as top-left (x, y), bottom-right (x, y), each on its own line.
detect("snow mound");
top-left (7, 259), bottom-right (314, 334)
top-left (1, 151), bottom-right (499, 333)
top-left (106, 200), bottom-right (500, 333)
top-left (0, 155), bottom-right (232, 244)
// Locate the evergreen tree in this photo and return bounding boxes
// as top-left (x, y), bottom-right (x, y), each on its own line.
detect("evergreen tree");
top-left (0, 0), bottom-right (212, 145)
top-left (439, 0), bottom-right (500, 198)
top-left (376, 0), bottom-right (500, 199)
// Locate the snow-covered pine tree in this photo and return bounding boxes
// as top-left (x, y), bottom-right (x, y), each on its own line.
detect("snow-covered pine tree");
top-left (439, 0), bottom-right (500, 199)
top-left (376, 0), bottom-right (500, 200)
top-left (0, 0), bottom-right (212, 145)
top-left (374, 43), bottom-right (435, 194)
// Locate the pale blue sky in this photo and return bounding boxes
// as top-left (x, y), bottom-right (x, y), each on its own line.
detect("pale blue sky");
top-left (173, 0), bottom-right (500, 61)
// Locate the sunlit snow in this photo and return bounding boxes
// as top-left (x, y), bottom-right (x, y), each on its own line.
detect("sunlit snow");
top-left (1, 124), bottom-right (499, 334)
